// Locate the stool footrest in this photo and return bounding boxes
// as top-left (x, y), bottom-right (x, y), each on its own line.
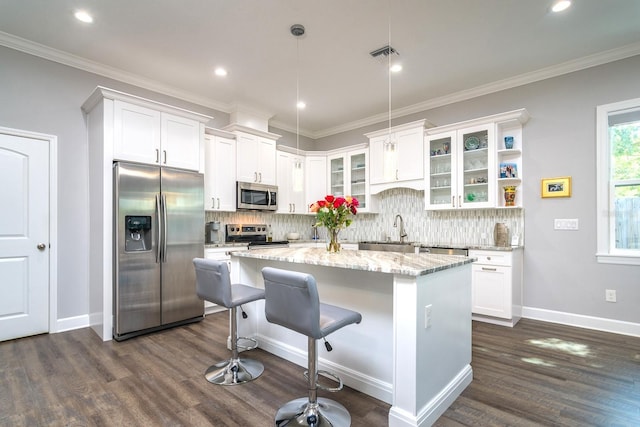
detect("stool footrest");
top-left (236, 336), bottom-right (258, 351)
top-left (304, 369), bottom-right (343, 392)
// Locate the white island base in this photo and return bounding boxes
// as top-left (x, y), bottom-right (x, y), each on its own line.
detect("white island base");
top-left (231, 248), bottom-right (473, 427)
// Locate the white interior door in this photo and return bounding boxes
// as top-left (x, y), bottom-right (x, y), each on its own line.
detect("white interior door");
top-left (0, 132), bottom-right (50, 341)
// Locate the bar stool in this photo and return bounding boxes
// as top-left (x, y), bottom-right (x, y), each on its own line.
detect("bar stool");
top-left (261, 266), bottom-right (362, 427)
top-left (193, 258), bottom-right (265, 385)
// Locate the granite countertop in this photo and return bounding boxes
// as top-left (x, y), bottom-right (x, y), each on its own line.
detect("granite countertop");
top-left (205, 242), bottom-right (249, 249)
top-left (230, 247), bottom-right (474, 277)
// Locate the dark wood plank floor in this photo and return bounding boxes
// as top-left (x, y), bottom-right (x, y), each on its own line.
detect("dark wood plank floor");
top-left (1, 313), bottom-right (639, 426)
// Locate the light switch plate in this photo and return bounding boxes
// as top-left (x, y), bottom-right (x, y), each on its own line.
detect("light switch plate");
top-left (554, 218), bottom-right (579, 230)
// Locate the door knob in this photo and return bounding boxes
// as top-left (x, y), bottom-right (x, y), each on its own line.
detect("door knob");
top-left (37, 243), bottom-right (46, 250)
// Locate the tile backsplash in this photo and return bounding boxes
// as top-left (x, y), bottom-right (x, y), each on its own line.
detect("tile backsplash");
top-left (206, 188), bottom-right (524, 246)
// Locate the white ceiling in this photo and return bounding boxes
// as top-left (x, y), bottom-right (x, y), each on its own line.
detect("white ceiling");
top-left (1, 0), bottom-right (640, 138)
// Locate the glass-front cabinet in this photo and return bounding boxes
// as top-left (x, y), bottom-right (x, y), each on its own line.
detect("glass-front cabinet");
top-left (327, 147), bottom-right (372, 212)
top-left (426, 124), bottom-right (494, 210)
top-left (425, 109), bottom-right (528, 210)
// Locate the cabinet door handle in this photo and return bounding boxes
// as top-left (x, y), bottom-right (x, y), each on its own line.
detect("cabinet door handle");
top-left (258, 172), bottom-right (262, 183)
top-left (458, 195), bottom-right (462, 208)
top-left (217, 198), bottom-right (220, 210)
top-left (451, 196), bottom-right (455, 208)
top-left (482, 267), bottom-right (497, 271)
top-left (211, 197), bottom-right (215, 209)
top-left (163, 150), bottom-right (167, 164)
top-left (155, 149), bottom-right (160, 163)
top-left (396, 169), bottom-right (399, 181)
top-left (254, 172), bottom-right (258, 182)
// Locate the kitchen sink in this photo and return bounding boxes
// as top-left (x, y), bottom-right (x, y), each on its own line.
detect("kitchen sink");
top-left (358, 241), bottom-right (418, 253)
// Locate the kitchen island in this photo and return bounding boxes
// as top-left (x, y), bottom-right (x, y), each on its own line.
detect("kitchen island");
top-left (231, 247), bottom-right (474, 427)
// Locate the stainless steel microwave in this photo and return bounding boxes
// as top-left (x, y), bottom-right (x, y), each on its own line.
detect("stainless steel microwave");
top-left (236, 181), bottom-right (278, 211)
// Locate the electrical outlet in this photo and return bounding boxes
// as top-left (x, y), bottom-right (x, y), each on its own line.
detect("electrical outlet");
top-left (605, 289), bottom-right (617, 303)
top-left (425, 304), bottom-right (432, 329)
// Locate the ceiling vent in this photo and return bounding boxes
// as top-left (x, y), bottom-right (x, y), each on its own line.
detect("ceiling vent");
top-left (369, 45), bottom-right (399, 59)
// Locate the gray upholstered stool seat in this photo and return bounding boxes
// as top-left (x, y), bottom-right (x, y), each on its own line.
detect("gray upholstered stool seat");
top-left (193, 258), bottom-right (265, 385)
top-left (262, 266), bottom-right (362, 427)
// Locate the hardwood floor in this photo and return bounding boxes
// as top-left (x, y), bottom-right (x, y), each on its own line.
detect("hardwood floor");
top-left (1, 313), bottom-right (639, 426)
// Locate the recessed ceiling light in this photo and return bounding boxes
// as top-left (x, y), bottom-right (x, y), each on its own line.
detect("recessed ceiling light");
top-left (74, 10), bottom-right (93, 23)
top-left (297, 101), bottom-right (306, 109)
top-left (214, 67), bottom-right (228, 77)
top-left (551, 0), bottom-right (571, 12)
top-left (390, 64), bottom-right (403, 73)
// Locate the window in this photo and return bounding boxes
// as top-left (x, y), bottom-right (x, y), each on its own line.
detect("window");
top-left (596, 98), bottom-right (640, 265)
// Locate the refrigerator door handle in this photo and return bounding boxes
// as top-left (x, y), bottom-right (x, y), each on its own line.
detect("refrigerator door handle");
top-left (156, 194), bottom-right (162, 263)
top-left (161, 193), bottom-right (168, 263)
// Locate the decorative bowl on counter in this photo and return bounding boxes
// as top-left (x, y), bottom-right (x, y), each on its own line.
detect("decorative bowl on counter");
top-left (286, 232), bottom-right (300, 240)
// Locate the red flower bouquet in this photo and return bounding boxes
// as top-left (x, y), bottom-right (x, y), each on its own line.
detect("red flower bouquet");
top-left (309, 195), bottom-right (359, 252)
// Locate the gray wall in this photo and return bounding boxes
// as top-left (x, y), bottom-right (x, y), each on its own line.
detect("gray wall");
top-left (316, 56), bottom-right (640, 324)
top-left (0, 46), bottom-right (225, 319)
top-left (1, 43), bottom-right (639, 327)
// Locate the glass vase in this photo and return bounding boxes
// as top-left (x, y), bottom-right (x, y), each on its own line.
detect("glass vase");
top-left (327, 228), bottom-right (341, 253)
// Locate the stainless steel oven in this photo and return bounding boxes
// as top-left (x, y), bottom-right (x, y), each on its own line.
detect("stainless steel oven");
top-left (236, 182), bottom-right (278, 211)
top-left (226, 224), bottom-right (289, 248)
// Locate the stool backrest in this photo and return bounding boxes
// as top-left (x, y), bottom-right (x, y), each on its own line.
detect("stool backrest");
top-left (193, 258), bottom-right (232, 307)
top-left (261, 267), bottom-right (322, 339)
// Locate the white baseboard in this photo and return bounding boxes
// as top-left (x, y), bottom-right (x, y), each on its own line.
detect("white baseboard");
top-left (523, 306), bottom-right (640, 337)
top-left (389, 365), bottom-right (473, 427)
top-left (55, 314), bottom-right (89, 333)
top-left (257, 334), bottom-right (393, 404)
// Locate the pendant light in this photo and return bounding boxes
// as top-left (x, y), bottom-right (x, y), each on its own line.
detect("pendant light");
top-left (291, 24), bottom-right (305, 193)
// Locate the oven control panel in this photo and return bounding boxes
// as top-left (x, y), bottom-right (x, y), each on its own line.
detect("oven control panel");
top-left (226, 223), bottom-right (268, 243)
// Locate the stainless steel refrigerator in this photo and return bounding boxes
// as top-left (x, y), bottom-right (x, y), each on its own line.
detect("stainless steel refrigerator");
top-left (113, 162), bottom-right (204, 340)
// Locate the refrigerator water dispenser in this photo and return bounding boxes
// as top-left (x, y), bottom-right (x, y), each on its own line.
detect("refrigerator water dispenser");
top-left (125, 215), bottom-right (152, 252)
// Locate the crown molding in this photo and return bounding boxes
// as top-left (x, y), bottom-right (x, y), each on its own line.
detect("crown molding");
top-left (3, 30), bottom-right (640, 140)
top-left (0, 31), bottom-right (231, 115)
top-left (314, 41), bottom-right (640, 139)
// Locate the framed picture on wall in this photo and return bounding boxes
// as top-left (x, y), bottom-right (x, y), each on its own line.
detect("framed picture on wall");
top-left (541, 176), bottom-right (571, 198)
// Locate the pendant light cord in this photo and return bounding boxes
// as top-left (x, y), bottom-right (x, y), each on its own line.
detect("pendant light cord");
top-left (296, 36), bottom-right (300, 158)
top-left (387, 3), bottom-right (392, 146)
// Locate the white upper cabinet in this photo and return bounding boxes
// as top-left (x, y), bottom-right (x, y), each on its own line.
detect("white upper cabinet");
top-left (367, 120), bottom-right (427, 192)
top-left (426, 124), bottom-right (495, 210)
top-left (226, 125), bottom-right (280, 185)
top-left (425, 109), bottom-right (529, 210)
top-left (305, 154), bottom-right (327, 213)
top-left (276, 150), bottom-right (306, 213)
top-left (204, 131), bottom-right (236, 211)
top-left (327, 146), bottom-right (375, 213)
top-left (161, 113), bottom-right (202, 170)
top-left (113, 99), bottom-right (202, 171)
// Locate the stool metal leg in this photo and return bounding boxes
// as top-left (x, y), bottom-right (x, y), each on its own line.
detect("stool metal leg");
top-left (274, 337), bottom-right (351, 426)
top-left (204, 306), bottom-right (264, 386)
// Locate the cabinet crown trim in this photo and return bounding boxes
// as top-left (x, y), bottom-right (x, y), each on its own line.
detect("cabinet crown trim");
top-left (364, 119), bottom-right (429, 138)
top-left (205, 127), bottom-right (236, 139)
top-left (81, 86), bottom-right (213, 123)
top-left (425, 109), bottom-right (529, 135)
top-left (222, 123), bottom-right (282, 140)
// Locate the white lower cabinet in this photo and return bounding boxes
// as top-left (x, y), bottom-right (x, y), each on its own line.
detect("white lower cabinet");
top-left (469, 248), bottom-right (522, 327)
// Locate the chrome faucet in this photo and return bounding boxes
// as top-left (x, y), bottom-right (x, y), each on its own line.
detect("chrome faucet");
top-left (393, 214), bottom-right (408, 243)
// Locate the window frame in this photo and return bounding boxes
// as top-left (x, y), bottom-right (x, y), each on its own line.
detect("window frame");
top-left (596, 97), bottom-right (640, 265)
